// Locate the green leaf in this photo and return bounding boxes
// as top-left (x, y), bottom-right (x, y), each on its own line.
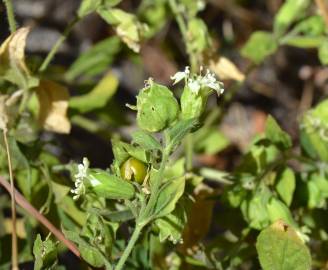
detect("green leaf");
top-left (282, 36), bottom-right (325, 48)
top-left (194, 128), bottom-right (230, 154)
top-left (256, 220), bottom-right (311, 270)
top-left (267, 197), bottom-right (295, 227)
top-left (131, 130), bottom-right (162, 150)
top-left (276, 167), bottom-right (295, 206)
top-left (33, 234), bottom-right (57, 270)
top-left (92, 208), bottom-right (134, 223)
top-left (66, 37), bottom-right (121, 80)
top-left (78, 0), bottom-right (102, 17)
top-left (187, 18), bottom-right (211, 55)
top-left (154, 202), bottom-right (187, 243)
top-left (241, 31), bottom-right (278, 64)
top-left (199, 168), bottom-right (233, 185)
top-left (63, 229), bottom-right (111, 269)
top-left (241, 190), bottom-right (271, 230)
top-left (78, 0), bottom-right (122, 18)
top-left (69, 72), bottom-right (118, 113)
top-left (300, 99), bottom-right (328, 162)
top-left (154, 176), bottom-right (185, 218)
top-left (274, 0), bottom-right (311, 36)
top-left (167, 118), bottom-right (198, 151)
top-left (97, 7), bottom-right (146, 52)
top-left (292, 15), bottom-right (326, 36)
top-left (306, 173), bottom-right (328, 209)
top-left (135, 80), bottom-right (179, 132)
top-left (265, 115), bottom-right (292, 150)
top-left (319, 39), bottom-right (328, 65)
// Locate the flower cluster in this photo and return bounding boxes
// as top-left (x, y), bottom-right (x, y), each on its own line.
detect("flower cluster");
top-left (301, 112), bottom-right (328, 142)
top-left (171, 66), bottom-right (224, 95)
top-left (71, 157), bottom-right (89, 200)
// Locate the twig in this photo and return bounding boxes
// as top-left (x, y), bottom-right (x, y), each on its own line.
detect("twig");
top-left (3, 0), bottom-right (16, 33)
top-left (0, 175), bottom-right (80, 258)
top-left (3, 130), bottom-right (18, 270)
top-left (38, 17), bottom-right (79, 72)
top-left (315, 0), bottom-right (328, 28)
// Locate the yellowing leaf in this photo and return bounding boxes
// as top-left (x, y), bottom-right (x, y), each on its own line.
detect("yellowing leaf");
top-left (4, 218), bottom-right (26, 238)
top-left (69, 72), bottom-right (118, 113)
top-left (0, 95), bottom-right (9, 131)
top-left (210, 57), bottom-right (245, 82)
top-left (36, 80), bottom-right (71, 134)
top-left (256, 220), bottom-right (311, 270)
top-left (0, 27), bottom-right (38, 89)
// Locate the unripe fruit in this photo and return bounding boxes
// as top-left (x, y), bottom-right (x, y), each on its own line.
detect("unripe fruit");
top-left (120, 157), bottom-right (147, 184)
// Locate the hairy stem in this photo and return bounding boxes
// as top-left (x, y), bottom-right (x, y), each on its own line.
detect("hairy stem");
top-left (142, 150), bottom-right (169, 219)
top-left (38, 17), bottom-right (79, 72)
top-left (3, 131), bottom-right (18, 269)
top-left (0, 175), bottom-right (80, 258)
top-left (114, 149), bottom-right (170, 270)
top-left (114, 225), bottom-right (143, 270)
top-left (3, 0), bottom-right (16, 33)
top-left (168, 0), bottom-right (197, 71)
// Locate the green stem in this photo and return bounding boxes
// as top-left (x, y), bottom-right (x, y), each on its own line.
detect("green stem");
top-left (168, 0), bottom-right (198, 71)
top-left (3, 0), bottom-right (16, 33)
top-left (38, 17), bottom-right (79, 73)
top-left (114, 148), bottom-right (170, 270)
top-left (114, 225), bottom-right (143, 270)
top-left (185, 133), bottom-right (193, 171)
top-left (141, 150), bottom-right (170, 219)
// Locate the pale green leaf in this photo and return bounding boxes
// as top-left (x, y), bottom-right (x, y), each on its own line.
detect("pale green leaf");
top-left (274, 0), bottom-right (311, 36)
top-left (265, 115), bottom-right (292, 150)
top-left (319, 39), bottom-right (328, 65)
top-left (241, 31), bottom-right (278, 64)
top-left (276, 167), bottom-right (295, 206)
top-left (131, 130), bottom-right (162, 150)
top-left (154, 176), bottom-right (185, 218)
top-left (256, 220), bottom-right (311, 270)
top-left (70, 72), bottom-right (118, 113)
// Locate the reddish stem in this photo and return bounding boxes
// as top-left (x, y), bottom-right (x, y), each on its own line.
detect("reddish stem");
top-left (0, 176), bottom-right (80, 258)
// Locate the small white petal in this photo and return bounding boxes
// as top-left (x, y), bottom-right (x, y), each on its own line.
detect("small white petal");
top-left (171, 71), bottom-right (187, 85)
top-left (188, 79), bottom-right (201, 93)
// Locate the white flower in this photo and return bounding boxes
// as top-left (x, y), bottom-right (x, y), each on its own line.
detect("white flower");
top-left (71, 157), bottom-right (89, 200)
top-left (171, 66), bottom-right (224, 95)
top-left (171, 66), bottom-right (190, 85)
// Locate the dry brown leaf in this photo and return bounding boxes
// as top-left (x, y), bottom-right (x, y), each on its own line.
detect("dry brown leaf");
top-left (179, 183), bottom-right (216, 254)
top-left (0, 27), bottom-right (30, 75)
top-left (36, 80), bottom-right (71, 134)
top-left (210, 57), bottom-right (245, 82)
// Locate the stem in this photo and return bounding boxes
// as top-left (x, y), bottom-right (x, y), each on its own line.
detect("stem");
top-left (141, 150), bottom-right (170, 219)
top-left (0, 175), bottom-right (80, 258)
top-left (3, 130), bottom-right (18, 270)
top-left (114, 225), bottom-right (143, 270)
top-left (114, 149), bottom-right (170, 270)
top-left (38, 17), bottom-right (79, 73)
top-left (168, 0), bottom-right (198, 71)
top-left (3, 0), bottom-right (16, 33)
top-left (185, 134), bottom-right (193, 171)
